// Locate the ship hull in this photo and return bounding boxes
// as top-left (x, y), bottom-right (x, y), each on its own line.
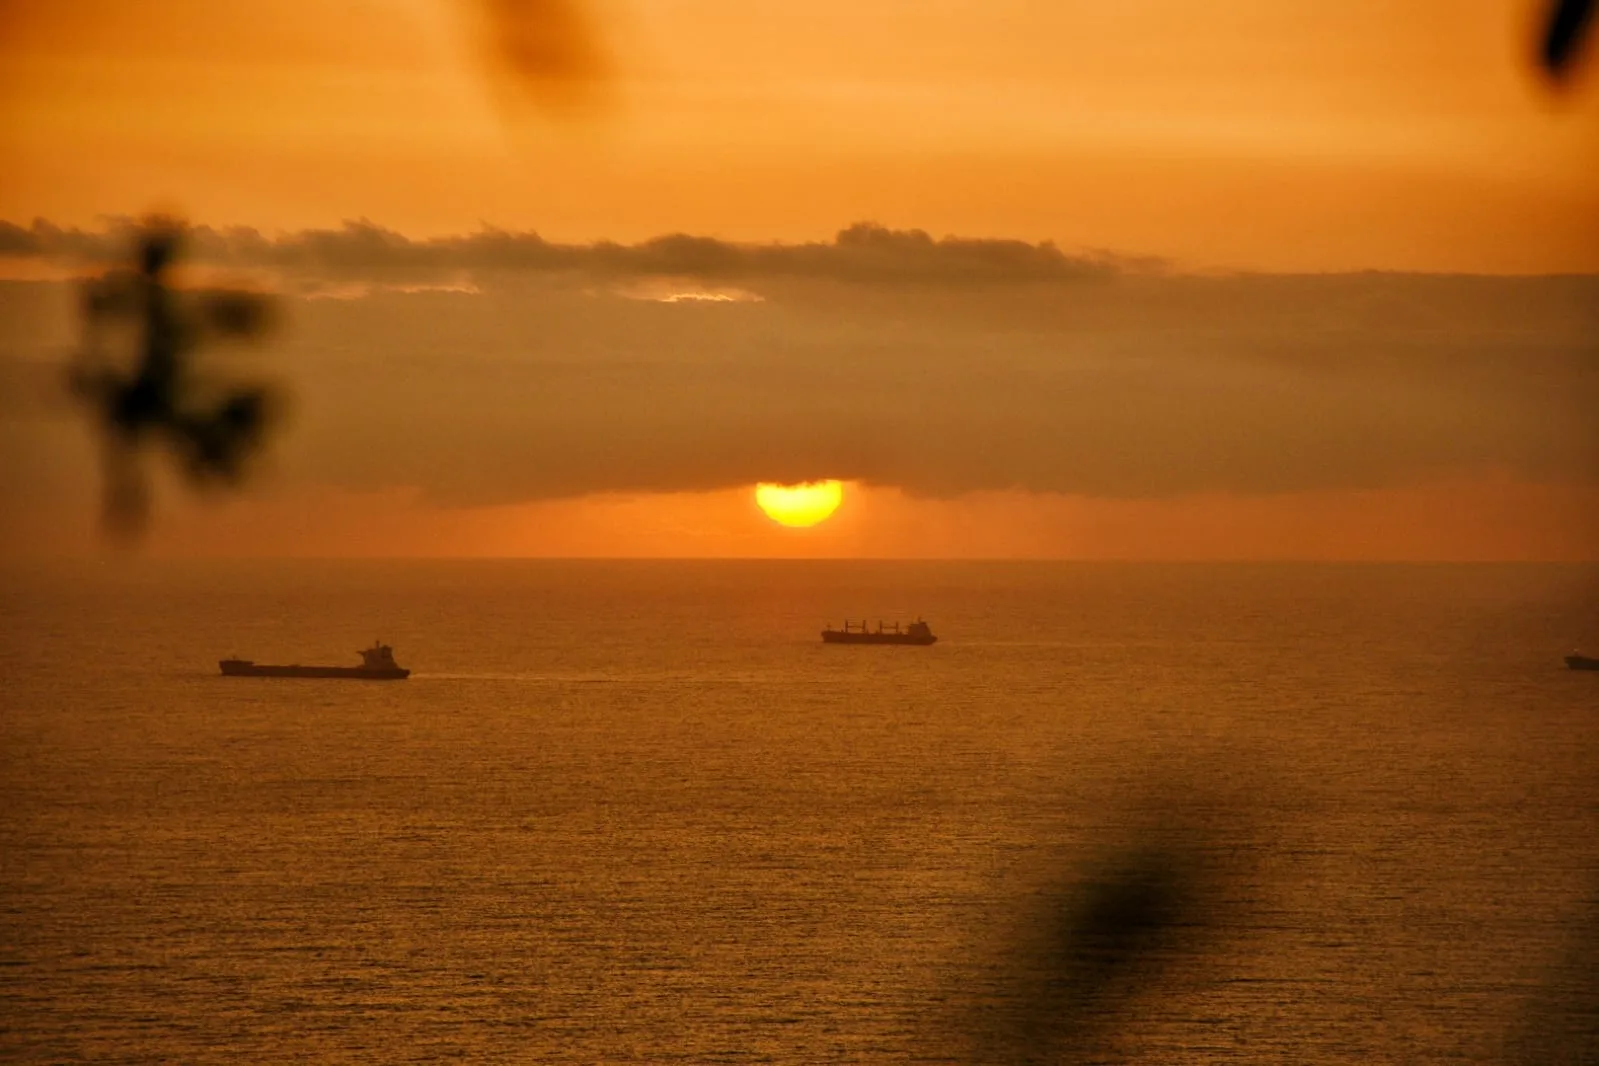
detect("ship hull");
top-left (1566, 655), bottom-right (1599, 671)
top-left (219, 660), bottom-right (409, 679)
top-left (821, 632), bottom-right (937, 646)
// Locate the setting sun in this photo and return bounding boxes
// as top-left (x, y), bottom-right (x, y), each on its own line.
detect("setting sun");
top-left (754, 480), bottom-right (844, 528)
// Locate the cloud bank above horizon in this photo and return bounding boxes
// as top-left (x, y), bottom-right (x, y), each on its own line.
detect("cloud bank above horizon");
top-left (2, 220), bottom-right (1596, 543)
top-left (0, 219), bottom-right (1140, 291)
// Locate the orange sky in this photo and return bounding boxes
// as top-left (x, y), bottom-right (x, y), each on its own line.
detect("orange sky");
top-left (5, 468), bottom-right (1596, 562)
top-left (1, 1), bottom-right (1596, 559)
top-left (143, 478), bottom-right (1599, 561)
top-left (2, 0), bottom-right (1596, 272)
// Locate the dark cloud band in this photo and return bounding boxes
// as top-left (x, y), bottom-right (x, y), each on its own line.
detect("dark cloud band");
top-left (0, 219), bottom-right (1128, 288)
top-left (2, 223), bottom-right (1594, 509)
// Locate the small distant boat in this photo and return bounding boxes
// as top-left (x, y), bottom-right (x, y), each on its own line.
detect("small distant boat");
top-left (1566, 653), bottom-right (1599, 671)
top-left (220, 641), bottom-right (411, 680)
top-left (822, 619), bottom-right (937, 646)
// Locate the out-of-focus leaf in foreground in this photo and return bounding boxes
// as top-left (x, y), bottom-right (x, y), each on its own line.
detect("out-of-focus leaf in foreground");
top-left (469, 0), bottom-right (611, 115)
top-left (68, 219), bottom-right (279, 540)
top-left (1539, 0), bottom-right (1596, 83)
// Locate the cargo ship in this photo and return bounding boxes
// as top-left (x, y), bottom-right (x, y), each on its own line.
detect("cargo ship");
top-left (219, 641), bottom-right (410, 680)
top-left (1566, 653), bottom-right (1599, 671)
top-left (821, 619), bottom-right (937, 645)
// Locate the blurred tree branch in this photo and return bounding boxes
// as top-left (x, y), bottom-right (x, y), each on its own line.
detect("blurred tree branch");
top-left (1540, 0), bottom-right (1596, 83)
top-left (68, 219), bottom-right (278, 540)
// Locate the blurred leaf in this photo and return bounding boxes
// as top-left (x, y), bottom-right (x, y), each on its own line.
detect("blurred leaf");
top-left (68, 220), bottom-right (280, 538)
top-left (1540, 0), bottom-right (1596, 81)
top-left (199, 290), bottom-right (274, 339)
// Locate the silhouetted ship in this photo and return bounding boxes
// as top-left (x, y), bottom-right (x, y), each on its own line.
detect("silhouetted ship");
top-left (219, 641), bottom-right (410, 680)
top-left (1566, 653), bottom-right (1599, 671)
top-left (821, 619), bottom-right (937, 645)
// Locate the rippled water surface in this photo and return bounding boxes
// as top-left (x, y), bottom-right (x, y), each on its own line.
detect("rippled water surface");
top-left (3, 561), bottom-right (1598, 1062)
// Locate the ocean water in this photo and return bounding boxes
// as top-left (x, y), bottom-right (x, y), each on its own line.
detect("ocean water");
top-left (2, 560), bottom-right (1597, 1063)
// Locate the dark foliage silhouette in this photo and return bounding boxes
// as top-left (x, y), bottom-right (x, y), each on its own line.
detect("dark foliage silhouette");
top-left (474, 0), bottom-right (609, 111)
top-left (1540, 0), bottom-right (1597, 81)
top-left (68, 220), bottom-right (278, 538)
top-left (971, 842), bottom-right (1217, 1064)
